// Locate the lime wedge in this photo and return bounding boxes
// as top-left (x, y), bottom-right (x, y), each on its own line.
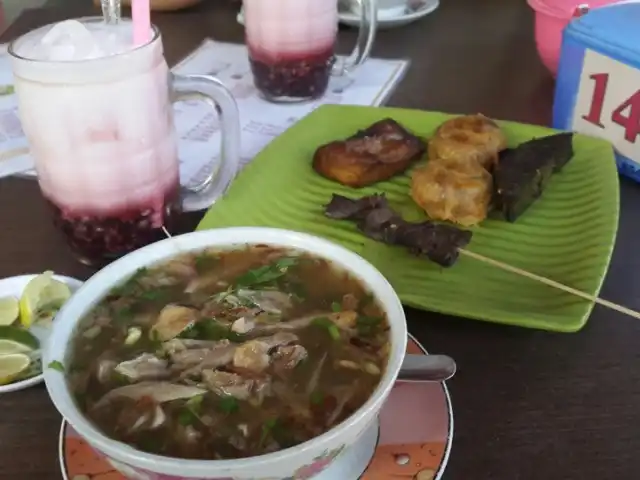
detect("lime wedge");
top-left (0, 296), bottom-right (19, 326)
top-left (0, 339), bottom-right (33, 355)
top-left (0, 353), bottom-right (31, 385)
top-left (19, 272), bottom-right (72, 327)
top-left (0, 326), bottom-right (39, 352)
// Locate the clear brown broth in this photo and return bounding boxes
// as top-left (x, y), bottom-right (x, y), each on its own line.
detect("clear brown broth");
top-left (67, 245), bottom-right (390, 459)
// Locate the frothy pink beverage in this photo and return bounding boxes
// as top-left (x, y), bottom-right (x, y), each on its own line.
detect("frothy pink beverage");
top-left (11, 19), bottom-right (180, 266)
top-left (244, 0), bottom-right (339, 101)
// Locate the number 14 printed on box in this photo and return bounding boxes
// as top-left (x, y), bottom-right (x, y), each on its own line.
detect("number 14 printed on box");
top-left (572, 49), bottom-right (640, 167)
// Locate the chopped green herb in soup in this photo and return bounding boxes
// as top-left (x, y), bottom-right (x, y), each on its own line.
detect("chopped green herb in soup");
top-left (67, 245), bottom-right (390, 460)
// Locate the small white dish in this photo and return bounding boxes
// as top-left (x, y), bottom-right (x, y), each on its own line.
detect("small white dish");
top-left (0, 274), bottom-right (82, 394)
top-left (340, 0), bottom-right (440, 29)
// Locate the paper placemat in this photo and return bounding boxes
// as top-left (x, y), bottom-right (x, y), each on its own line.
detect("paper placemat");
top-left (0, 39), bottom-right (409, 210)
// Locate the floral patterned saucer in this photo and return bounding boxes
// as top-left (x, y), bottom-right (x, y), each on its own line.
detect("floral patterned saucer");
top-left (59, 334), bottom-right (453, 480)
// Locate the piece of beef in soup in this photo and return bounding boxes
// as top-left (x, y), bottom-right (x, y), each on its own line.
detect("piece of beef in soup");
top-left (66, 245), bottom-right (390, 459)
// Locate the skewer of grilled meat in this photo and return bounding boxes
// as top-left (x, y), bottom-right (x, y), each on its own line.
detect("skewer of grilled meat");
top-left (324, 194), bottom-right (472, 267)
top-left (322, 195), bottom-right (640, 322)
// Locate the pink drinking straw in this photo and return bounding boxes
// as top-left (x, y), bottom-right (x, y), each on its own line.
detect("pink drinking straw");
top-left (132, 0), bottom-right (151, 46)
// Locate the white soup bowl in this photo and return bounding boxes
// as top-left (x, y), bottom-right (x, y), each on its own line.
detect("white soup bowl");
top-left (44, 227), bottom-right (407, 480)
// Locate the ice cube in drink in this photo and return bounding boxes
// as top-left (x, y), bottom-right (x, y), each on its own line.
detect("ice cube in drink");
top-left (244, 0), bottom-right (338, 101)
top-left (10, 19), bottom-right (180, 266)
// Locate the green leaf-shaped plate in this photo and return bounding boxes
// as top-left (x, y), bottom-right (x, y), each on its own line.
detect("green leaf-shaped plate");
top-left (197, 105), bottom-right (619, 332)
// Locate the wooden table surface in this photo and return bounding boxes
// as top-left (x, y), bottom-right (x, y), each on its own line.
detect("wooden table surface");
top-left (2, 0), bottom-right (640, 479)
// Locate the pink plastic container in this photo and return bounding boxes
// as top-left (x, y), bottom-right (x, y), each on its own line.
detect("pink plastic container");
top-left (527, 0), bottom-right (620, 75)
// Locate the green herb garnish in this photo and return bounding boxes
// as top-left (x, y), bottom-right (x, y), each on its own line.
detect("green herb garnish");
top-left (328, 324), bottom-right (341, 340)
top-left (274, 257), bottom-right (298, 269)
top-left (259, 417), bottom-right (279, 446)
top-left (217, 396), bottom-right (239, 414)
top-left (311, 317), bottom-right (333, 328)
top-left (331, 301), bottom-right (342, 312)
top-left (178, 408), bottom-right (198, 426)
top-left (139, 289), bottom-right (166, 301)
top-left (177, 323), bottom-right (197, 339)
top-left (111, 371), bottom-right (130, 385)
top-left (150, 329), bottom-right (161, 342)
top-left (186, 394), bottom-right (205, 411)
top-left (362, 293), bottom-right (375, 306)
top-left (48, 360), bottom-right (65, 372)
top-left (311, 317), bottom-right (341, 341)
top-left (356, 316), bottom-right (382, 336)
top-left (357, 316), bottom-right (382, 325)
top-left (236, 294), bottom-right (258, 308)
top-left (235, 257), bottom-right (298, 287)
top-left (310, 391), bottom-right (324, 405)
top-left (112, 268), bottom-right (148, 296)
top-left (178, 394), bottom-right (206, 426)
top-left (286, 281), bottom-right (306, 301)
top-left (114, 305), bottom-right (134, 324)
top-left (180, 318), bottom-right (244, 342)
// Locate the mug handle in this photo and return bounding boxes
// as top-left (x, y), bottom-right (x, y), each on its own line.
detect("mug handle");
top-left (170, 74), bottom-right (241, 212)
top-left (333, 0), bottom-right (378, 76)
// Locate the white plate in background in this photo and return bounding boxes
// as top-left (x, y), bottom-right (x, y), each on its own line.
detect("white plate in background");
top-left (236, 1), bottom-right (440, 29)
top-left (339, 0), bottom-right (440, 29)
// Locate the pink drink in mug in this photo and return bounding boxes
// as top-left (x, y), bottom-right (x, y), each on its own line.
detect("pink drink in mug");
top-left (243, 0), bottom-right (378, 102)
top-left (9, 18), bottom-right (240, 266)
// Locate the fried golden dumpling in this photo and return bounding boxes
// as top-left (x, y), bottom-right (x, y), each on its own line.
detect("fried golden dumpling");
top-left (410, 159), bottom-right (493, 227)
top-left (428, 114), bottom-right (507, 170)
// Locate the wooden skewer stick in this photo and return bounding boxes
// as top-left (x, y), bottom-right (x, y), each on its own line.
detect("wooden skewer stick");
top-left (165, 218), bottom-right (638, 319)
top-left (458, 248), bottom-right (640, 320)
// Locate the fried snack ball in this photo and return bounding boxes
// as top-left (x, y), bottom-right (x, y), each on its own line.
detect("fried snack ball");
top-left (428, 114), bottom-right (507, 170)
top-left (411, 158), bottom-right (493, 226)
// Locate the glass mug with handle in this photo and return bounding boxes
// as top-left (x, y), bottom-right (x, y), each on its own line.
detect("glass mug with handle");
top-left (243, 0), bottom-right (378, 103)
top-left (9, 17), bottom-right (240, 267)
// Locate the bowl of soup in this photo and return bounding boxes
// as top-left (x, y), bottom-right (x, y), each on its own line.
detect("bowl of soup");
top-left (44, 227), bottom-right (407, 479)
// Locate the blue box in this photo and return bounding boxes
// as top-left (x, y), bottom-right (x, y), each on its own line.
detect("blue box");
top-left (553, 2), bottom-right (640, 182)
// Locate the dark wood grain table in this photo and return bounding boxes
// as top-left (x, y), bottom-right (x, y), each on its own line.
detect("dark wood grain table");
top-left (2, 0), bottom-right (640, 479)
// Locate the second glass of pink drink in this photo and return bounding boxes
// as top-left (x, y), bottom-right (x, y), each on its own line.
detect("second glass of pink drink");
top-left (9, 18), bottom-right (240, 266)
top-left (243, 0), bottom-right (378, 102)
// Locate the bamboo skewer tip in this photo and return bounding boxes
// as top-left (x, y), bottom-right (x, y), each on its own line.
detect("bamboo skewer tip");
top-left (457, 248), bottom-right (640, 321)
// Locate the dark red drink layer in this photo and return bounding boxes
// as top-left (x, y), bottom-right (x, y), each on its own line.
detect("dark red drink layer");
top-left (248, 43), bottom-right (336, 100)
top-left (46, 185), bottom-right (182, 267)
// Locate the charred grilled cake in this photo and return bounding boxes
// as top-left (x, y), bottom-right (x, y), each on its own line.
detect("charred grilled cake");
top-left (493, 132), bottom-right (575, 222)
